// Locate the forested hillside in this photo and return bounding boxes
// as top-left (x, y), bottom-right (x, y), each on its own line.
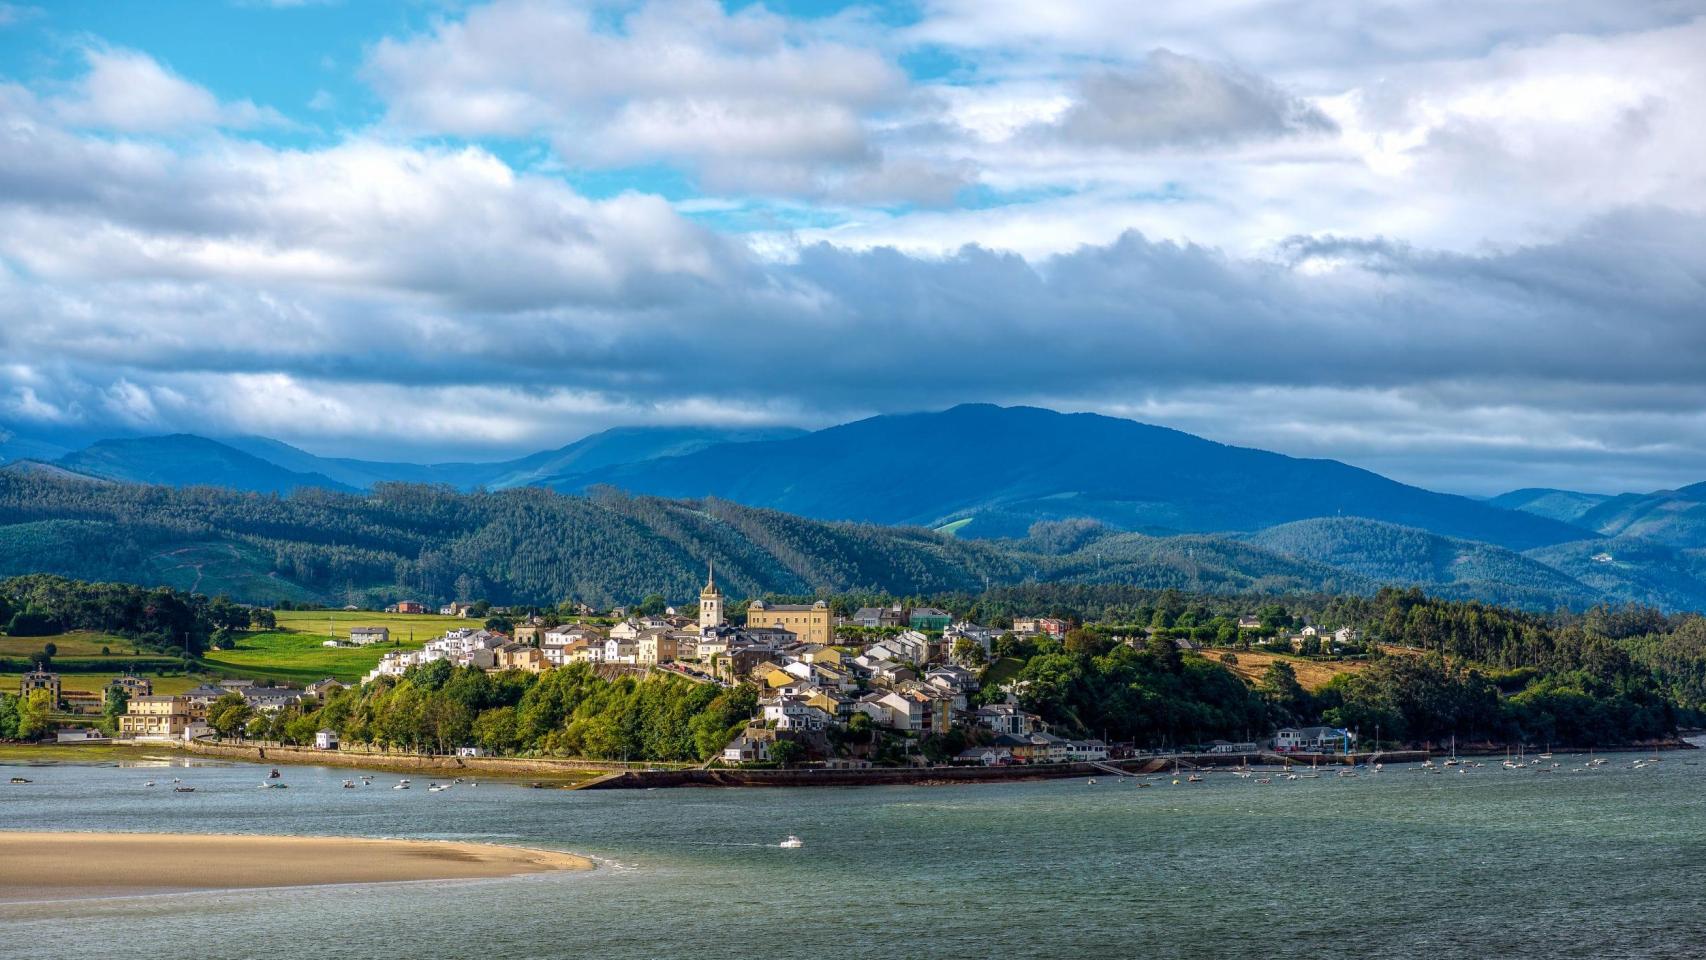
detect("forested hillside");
top-left (1245, 517), bottom-right (1600, 609)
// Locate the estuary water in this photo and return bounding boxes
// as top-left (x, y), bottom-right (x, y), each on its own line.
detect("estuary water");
top-left (2, 748), bottom-right (1704, 960)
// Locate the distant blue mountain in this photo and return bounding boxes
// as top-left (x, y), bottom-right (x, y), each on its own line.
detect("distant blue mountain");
top-left (56, 435), bottom-right (357, 495)
top-left (554, 404), bottom-right (1588, 550)
top-left (50, 425), bottom-right (806, 496)
top-left (1487, 487), bottom-right (1610, 526)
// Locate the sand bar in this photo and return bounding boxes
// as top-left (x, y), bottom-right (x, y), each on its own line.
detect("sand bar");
top-left (0, 831), bottom-right (592, 902)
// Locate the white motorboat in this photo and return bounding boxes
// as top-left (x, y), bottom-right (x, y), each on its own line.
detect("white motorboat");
top-left (778, 836), bottom-right (804, 849)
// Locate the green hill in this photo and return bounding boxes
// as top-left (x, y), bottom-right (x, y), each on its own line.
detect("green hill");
top-left (1245, 517), bottom-right (1600, 609)
top-left (1488, 487), bottom-right (1610, 526)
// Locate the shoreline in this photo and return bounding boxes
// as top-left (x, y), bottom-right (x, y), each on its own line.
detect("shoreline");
top-left (0, 831), bottom-right (593, 903)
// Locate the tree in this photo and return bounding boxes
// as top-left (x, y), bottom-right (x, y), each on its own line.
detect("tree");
top-left (249, 608), bottom-right (277, 631)
top-left (951, 638), bottom-right (987, 666)
top-left (768, 738), bottom-right (803, 768)
top-left (0, 694), bottom-right (20, 739)
top-left (1260, 661), bottom-right (1309, 725)
top-left (209, 693), bottom-right (252, 739)
top-left (102, 687), bottom-right (130, 736)
top-left (17, 688), bottom-right (54, 739)
top-left (7, 611), bottom-right (55, 637)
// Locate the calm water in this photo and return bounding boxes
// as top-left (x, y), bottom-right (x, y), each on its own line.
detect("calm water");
top-left (2, 747), bottom-right (1704, 960)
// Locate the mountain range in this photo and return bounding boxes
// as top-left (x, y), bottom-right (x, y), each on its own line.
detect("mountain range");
top-left (6, 403), bottom-right (1706, 611)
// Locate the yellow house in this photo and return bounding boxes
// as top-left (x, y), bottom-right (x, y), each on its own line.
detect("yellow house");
top-left (637, 631), bottom-right (681, 665)
top-left (745, 599), bottom-right (831, 646)
top-left (119, 696), bottom-right (191, 739)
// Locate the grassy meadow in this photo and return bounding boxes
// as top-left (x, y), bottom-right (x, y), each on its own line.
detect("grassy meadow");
top-left (197, 609), bottom-right (455, 684)
top-left (1, 672), bottom-right (202, 697)
top-left (0, 632), bottom-right (136, 658)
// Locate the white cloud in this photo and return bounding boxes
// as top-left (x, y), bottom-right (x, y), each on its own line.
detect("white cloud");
top-left (1037, 50), bottom-right (1336, 149)
top-left (363, 0), bottom-right (964, 202)
top-left (4, 1), bottom-right (1706, 492)
top-left (52, 48), bottom-right (285, 133)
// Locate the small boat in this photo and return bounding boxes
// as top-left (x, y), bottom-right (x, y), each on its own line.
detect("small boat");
top-left (259, 782), bottom-right (288, 789)
top-left (9, 777), bottom-right (31, 784)
top-left (398, 779), bottom-right (412, 785)
top-left (1087, 778), bottom-right (1097, 785)
top-left (428, 784), bottom-right (447, 792)
top-left (1187, 774), bottom-right (1204, 783)
top-left (342, 779), bottom-right (355, 789)
top-left (1255, 777), bottom-right (1273, 785)
top-left (268, 768), bottom-right (281, 779)
top-left (143, 780), bottom-right (156, 787)
top-left (173, 786), bottom-right (195, 793)
top-left (394, 783), bottom-right (410, 790)
top-left (778, 836), bottom-right (804, 849)
top-left (1336, 769), bottom-right (1359, 779)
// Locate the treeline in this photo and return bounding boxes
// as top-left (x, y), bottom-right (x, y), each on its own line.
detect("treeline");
top-left (0, 473), bottom-right (1027, 607)
top-left (1000, 634), bottom-right (1268, 746)
top-left (212, 660), bottom-right (758, 762)
top-left (0, 574), bottom-right (256, 656)
top-left (987, 626), bottom-right (1681, 748)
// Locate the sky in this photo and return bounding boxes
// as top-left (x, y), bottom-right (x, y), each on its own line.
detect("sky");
top-left (0, 0), bottom-right (1703, 496)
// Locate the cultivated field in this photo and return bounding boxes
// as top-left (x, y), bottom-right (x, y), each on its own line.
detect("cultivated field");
top-left (1210, 649), bottom-right (1365, 690)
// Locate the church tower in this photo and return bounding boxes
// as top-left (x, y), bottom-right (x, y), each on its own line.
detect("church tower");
top-left (699, 561), bottom-right (724, 630)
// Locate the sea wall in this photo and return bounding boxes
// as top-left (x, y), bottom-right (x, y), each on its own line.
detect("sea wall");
top-left (182, 739), bottom-right (683, 778)
top-left (578, 758), bottom-right (1175, 789)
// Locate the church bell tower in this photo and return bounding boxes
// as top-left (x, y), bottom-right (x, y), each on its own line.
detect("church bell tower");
top-left (699, 561), bottom-right (724, 630)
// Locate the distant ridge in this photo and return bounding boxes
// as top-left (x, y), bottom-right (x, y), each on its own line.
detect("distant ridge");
top-left (57, 435), bottom-right (356, 495)
top-left (1487, 487), bottom-right (1610, 526)
top-left (555, 404), bottom-right (1589, 551)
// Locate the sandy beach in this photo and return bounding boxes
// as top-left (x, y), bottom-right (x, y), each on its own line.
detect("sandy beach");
top-left (0, 831), bottom-right (593, 902)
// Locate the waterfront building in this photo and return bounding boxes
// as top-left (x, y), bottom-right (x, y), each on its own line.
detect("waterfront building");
top-left (106, 674), bottom-right (153, 703)
top-left (19, 669), bottom-right (60, 704)
top-left (1274, 726), bottom-right (1355, 753)
top-left (119, 695), bottom-right (192, 739)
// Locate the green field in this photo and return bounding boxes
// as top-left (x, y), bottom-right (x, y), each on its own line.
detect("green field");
top-left (934, 517), bottom-right (974, 536)
top-left (197, 609), bottom-right (453, 684)
top-left (1, 672), bottom-right (202, 696)
top-left (0, 631), bottom-right (136, 658)
top-left (3, 611), bottom-right (468, 690)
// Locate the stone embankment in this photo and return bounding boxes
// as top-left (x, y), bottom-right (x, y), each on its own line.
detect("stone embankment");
top-left (183, 738), bottom-right (684, 779)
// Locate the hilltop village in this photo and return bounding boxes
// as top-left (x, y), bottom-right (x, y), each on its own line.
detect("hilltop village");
top-left (27, 566), bottom-right (1366, 767)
